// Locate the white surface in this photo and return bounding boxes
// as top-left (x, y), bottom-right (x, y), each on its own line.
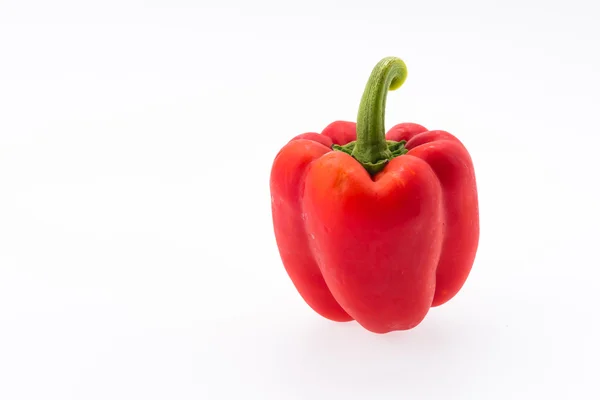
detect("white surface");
top-left (1, 1), bottom-right (599, 399)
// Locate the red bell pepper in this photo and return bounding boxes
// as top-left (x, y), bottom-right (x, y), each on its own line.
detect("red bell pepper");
top-left (270, 57), bottom-right (479, 333)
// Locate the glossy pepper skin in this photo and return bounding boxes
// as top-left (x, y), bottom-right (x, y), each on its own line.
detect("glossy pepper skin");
top-left (270, 57), bottom-right (479, 333)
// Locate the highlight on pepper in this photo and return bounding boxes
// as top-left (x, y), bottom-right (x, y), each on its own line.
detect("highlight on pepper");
top-left (270, 57), bottom-right (479, 334)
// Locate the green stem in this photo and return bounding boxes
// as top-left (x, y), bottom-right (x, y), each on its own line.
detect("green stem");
top-left (351, 57), bottom-right (408, 175)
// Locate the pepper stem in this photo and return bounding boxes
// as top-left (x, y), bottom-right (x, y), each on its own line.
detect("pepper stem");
top-left (351, 57), bottom-right (408, 175)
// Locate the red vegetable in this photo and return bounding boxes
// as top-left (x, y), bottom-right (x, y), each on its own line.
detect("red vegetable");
top-left (270, 57), bottom-right (479, 333)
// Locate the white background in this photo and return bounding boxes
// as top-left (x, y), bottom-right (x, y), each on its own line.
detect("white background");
top-left (1, 1), bottom-right (599, 399)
